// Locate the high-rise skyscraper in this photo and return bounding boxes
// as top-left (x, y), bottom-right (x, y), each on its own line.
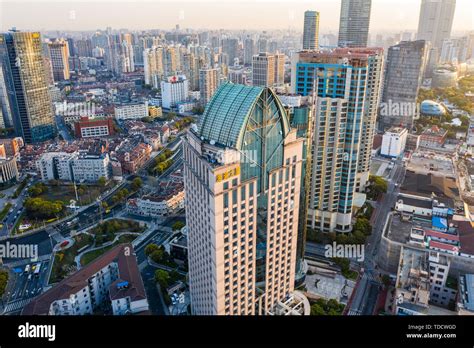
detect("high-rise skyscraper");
top-left (0, 65), bottom-right (13, 128)
top-left (183, 83), bottom-right (304, 315)
top-left (252, 52), bottom-right (275, 87)
top-left (144, 46), bottom-right (164, 88)
top-left (302, 10), bottom-right (320, 50)
top-left (199, 67), bottom-right (218, 104)
top-left (222, 38), bottom-right (239, 66)
top-left (252, 52), bottom-right (285, 88)
top-left (48, 38), bottom-right (70, 81)
top-left (243, 37), bottom-right (255, 66)
top-left (417, 0), bottom-right (456, 53)
top-left (338, 0), bottom-right (372, 48)
top-left (274, 53), bottom-right (285, 87)
top-left (291, 48), bottom-right (384, 232)
top-left (381, 40), bottom-right (428, 130)
top-left (0, 31), bottom-right (56, 143)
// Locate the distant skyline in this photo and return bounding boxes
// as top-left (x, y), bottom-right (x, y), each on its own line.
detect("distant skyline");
top-left (0, 0), bottom-right (473, 33)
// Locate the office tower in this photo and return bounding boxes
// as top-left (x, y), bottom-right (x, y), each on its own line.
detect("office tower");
top-left (440, 37), bottom-right (469, 64)
top-left (0, 65), bottom-right (13, 128)
top-left (291, 48), bottom-right (383, 232)
top-left (269, 41), bottom-right (278, 54)
top-left (381, 40), bottom-right (428, 130)
top-left (222, 38), bottom-right (239, 66)
top-left (183, 83), bottom-right (304, 315)
top-left (199, 68), bottom-right (218, 104)
top-left (338, 0), bottom-right (372, 47)
top-left (417, 0), bottom-right (456, 52)
top-left (243, 37), bottom-right (255, 66)
top-left (252, 52), bottom-right (275, 87)
top-left (48, 38), bottom-right (70, 81)
top-left (258, 37), bottom-right (268, 53)
top-left (303, 10), bottom-right (320, 50)
top-left (76, 38), bottom-right (93, 57)
top-left (0, 31), bottom-right (56, 143)
top-left (144, 46), bottom-right (164, 88)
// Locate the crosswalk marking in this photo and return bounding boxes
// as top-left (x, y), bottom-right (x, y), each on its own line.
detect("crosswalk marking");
top-left (3, 298), bottom-right (32, 314)
top-left (347, 309), bottom-right (362, 316)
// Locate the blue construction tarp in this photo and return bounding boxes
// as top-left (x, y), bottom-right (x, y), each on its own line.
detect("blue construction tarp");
top-left (432, 216), bottom-right (448, 230)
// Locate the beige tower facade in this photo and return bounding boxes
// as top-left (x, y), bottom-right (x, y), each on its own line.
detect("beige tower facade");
top-left (198, 67), bottom-right (218, 104)
top-left (184, 83), bottom-right (304, 315)
top-left (48, 38), bottom-right (70, 81)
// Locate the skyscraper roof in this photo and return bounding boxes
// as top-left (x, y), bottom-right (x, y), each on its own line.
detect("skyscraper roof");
top-left (198, 83), bottom-right (289, 149)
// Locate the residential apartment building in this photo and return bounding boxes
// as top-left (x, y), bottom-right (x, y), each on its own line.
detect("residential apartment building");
top-left (114, 102), bottom-right (149, 120)
top-left (22, 244), bottom-right (149, 316)
top-left (127, 185), bottom-right (185, 218)
top-left (291, 48), bottom-right (384, 232)
top-left (198, 68), bottom-right (218, 105)
top-left (48, 38), bottom-right (70, 81)
top-left (0, 157), bottom-right (19, 184)
top-left (71, 153), bottom-right (111, 182)
top-left (252, 52), bottom-right (285, 88)
top-left (36, 151), bottom-right (111, 182)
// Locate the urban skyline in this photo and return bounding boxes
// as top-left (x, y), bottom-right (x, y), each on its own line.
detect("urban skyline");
top-left (0, 0), bottom-right (473, 341)
top-left (1, 0), bottom-right (473, 32)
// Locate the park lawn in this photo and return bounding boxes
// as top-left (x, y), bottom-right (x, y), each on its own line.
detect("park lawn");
top-left (39, 184), bottom-right (108, 206)
top-left (90, 219), bottom-right (145, 236)
top-left (80, 234), bottom-right (137, 266)
top-left (50, 234), bottom-right (94, 284)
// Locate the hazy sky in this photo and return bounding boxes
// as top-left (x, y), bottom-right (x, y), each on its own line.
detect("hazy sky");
top-left (0, 0), bottom-right (473, 33)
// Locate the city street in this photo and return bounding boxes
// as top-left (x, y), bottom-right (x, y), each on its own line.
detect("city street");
top-left (346, 158), bottom-right (406, 315)
top-left (1, 260), bottom-right (50, 314)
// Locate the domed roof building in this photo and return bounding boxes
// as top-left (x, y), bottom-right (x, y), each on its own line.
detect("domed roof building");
top-left (420, 100), bottom-right (446, 117)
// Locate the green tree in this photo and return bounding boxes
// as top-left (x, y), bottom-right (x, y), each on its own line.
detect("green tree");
top-left (172, 221), bottom-right (185, 231)
top-left (145, 243), bottom-right (159, 256)
top-left (150, 248), bottom-right (165, 263)
top-left (98, 176), bottom-right (107, 187)
top-left (154, 269), bottom-right (170, 288)
top-left (353, 217), bottom-right (372, 236)
top-left (24, 197), bottom-right (64, 219)
top-left (368, 175), bottom-right (388, 199)
top-left (131, 177), bottom-right (143, 191)
top-left (310, 303), bottom-right (326, 316)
